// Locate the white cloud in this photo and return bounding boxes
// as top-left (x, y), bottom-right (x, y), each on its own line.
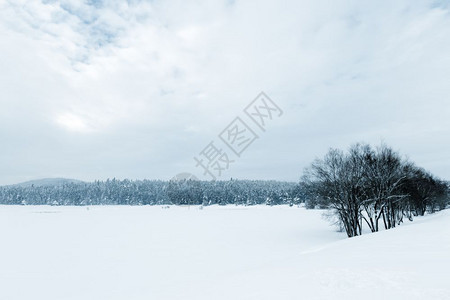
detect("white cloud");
top-left (0, 0), bottom-right (450, 184)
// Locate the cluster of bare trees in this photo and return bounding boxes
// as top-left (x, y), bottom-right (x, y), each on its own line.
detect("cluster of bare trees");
top-left (302, 144), bottom-right (449, 238)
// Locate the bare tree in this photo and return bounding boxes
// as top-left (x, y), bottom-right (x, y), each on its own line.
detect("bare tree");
top-left (301, 143), bottom-right (448, 237)
top-left (303, 147), bottom-right (364, 237)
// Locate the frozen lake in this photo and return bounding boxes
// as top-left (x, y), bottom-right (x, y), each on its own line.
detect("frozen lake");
top-left (0, 205), bottom-right (448, 299)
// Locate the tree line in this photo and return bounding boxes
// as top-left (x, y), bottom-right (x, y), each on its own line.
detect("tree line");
top-left (301, 143), bottom-right (449, 237)
top-left (1, 143), bottom-right (448, 239)
top-left (0, 179), bottom-right (302, 206)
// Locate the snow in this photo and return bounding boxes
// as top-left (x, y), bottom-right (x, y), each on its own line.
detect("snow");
top-left (0, 205), bottom-right (449, 300)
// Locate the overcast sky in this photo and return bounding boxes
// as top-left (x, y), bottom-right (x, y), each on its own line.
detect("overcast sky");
top-left (0, 0), bottom-right (449, 185)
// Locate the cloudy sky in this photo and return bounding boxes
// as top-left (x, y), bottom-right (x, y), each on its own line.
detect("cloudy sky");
top-left (0, 0), bottom-right (449, 185)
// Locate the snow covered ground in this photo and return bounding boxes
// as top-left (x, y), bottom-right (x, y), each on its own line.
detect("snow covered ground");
top-left (0, 205), bottom-right (449, 300)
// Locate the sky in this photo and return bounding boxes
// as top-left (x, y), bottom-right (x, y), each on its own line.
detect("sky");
top-left (0, 0), bottom-right (450, 185)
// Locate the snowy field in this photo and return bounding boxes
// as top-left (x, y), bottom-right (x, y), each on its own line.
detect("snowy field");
top-left (0, 205), bottom-right (449, 300)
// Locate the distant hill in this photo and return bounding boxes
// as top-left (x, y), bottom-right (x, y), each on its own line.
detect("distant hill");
top-left (12, 178), bottom-right (85, 187)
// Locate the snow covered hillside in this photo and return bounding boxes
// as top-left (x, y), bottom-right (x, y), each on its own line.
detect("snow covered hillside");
top-left (11, 178), bottom-right (84, 188)
top-left (0, 206), bottom-right (448, 300)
